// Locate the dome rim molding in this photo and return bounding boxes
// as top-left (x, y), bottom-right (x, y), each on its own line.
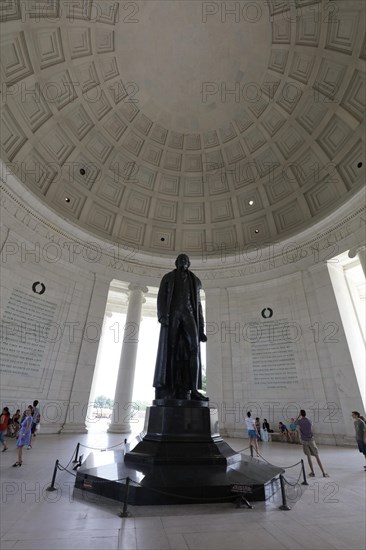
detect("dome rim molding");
top-left (1, 160), bottom-right (365, 285)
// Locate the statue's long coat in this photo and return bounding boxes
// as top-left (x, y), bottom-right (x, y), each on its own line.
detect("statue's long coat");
top-left (153, 269), bottom-right (205, 390)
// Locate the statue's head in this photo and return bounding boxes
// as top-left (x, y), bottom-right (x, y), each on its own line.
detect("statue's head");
top-left (175, 254), bottom-right (190, 271)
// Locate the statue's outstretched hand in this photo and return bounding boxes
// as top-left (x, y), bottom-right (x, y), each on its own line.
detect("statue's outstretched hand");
top-left (199, 333), bottom-right (207, 342)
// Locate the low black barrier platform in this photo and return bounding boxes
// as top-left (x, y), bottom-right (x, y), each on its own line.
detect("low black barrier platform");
top-left (74, 404), bottom-right (283, 505)
top-left (74, 450), bottom-right (282, 505)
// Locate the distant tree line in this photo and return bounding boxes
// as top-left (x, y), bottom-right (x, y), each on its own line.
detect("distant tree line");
top-left (93, 396), bottom-right (153, 412)
top-left (94, 395), bottom-right (114, 409)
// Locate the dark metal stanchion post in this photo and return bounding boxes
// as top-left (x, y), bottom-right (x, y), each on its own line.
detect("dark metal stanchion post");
top-left (46, 459), bottom-right (59, 492)
top-left (279, 474), bottom-right (291, 510)
top-left (250, 445), bottom-right (253, 458)
top-left (119, 477), bottom-right (130, 517)
top-left (72, 443), bottom-right (80, 463)
top-left (301, 459), bottom-right (308, 485)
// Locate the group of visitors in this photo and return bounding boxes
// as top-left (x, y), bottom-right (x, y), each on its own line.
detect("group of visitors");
top-left (246, 408), bottom-right (366, 476)
top-left (251, 416), bottom-right (301, 444)
top-left (278, 419), bottom-right (301, 443)
top-left (0, 400), bottom-right (40, 467)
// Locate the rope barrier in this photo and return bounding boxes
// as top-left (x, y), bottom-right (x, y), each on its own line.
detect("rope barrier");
top-left (248, 450), bottom-right (309, 509)
top-left (77, 439), bottom-right (127, 452)
top-left (63, 446), bottom-right (80, 469)
top-left (282, 468), bottom-right (303, 488)
top-left (256, 449), bottom-right (303, 470)
top-left (281, 460), bottom-right (303, 469)
top-left (45, 462), bottom-right (252, 507)
top-left (68, 439), bottom-right (127, 467)
top-left (53, 463), bottom-right (262, 504)
top-left (46, 459), bottom-right (303, 514)
top-left (45, 440), bottom-right (309, 512)
top-left (56, 462), bottom-right (77, 478)
top-left (46, 454), bottom-right (84, 491)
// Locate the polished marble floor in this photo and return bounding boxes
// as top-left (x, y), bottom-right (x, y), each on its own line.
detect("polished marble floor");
top-left (0, 427), bottom-right (365, 550)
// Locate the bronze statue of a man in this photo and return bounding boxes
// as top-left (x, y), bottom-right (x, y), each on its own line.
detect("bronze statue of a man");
top-left (153, 254), bottom-right (208, 401)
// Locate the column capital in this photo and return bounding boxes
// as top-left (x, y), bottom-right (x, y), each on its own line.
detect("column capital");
top-left (348, 244), bottom-right (366, 259)
top-left (348, 243), bottom-right (366, 278)
top-left (128, 283), bottom-right (148, 294)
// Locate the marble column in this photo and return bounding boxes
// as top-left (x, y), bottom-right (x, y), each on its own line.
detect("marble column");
top-left (204, 288), bottom-right (225, 412)
top-left (87, 309), bottom-right (113, 411)
top-left (61, 274), bottom-right (112, 433)
top-left (348, 244), bottom-right (366, 277)
top-left (108, 284), bottom-right (148, 433)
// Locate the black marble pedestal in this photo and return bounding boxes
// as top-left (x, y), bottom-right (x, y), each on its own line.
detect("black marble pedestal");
top-left (74, 403), bottom-right (283, 505)
top-left (124, 402), bottom-right (241, 466)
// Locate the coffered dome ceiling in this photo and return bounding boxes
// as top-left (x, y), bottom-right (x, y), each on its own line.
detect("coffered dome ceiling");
top-left (1, 0), bottom-right (365, 257)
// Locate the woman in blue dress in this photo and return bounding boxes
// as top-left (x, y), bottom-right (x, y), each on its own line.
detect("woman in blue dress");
top-left (13, 406), bottom-right (33, 467)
